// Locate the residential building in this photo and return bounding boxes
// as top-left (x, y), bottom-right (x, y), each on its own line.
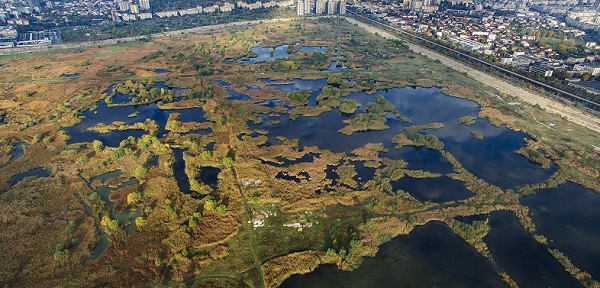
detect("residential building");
top-left (315, 0), bottom-right (326, 14)
top-left (139, 0), bottom-right (150, 10)
top-left (130, 4), bottom-right (139, 14)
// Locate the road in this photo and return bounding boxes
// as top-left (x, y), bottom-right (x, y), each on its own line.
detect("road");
top-left (0, 18), bottom-right (295, 56)
top-left (344, 17), bottom-right (600, 134)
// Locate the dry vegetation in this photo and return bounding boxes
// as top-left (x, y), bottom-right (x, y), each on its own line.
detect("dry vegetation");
top-left (0, 17), bottom-right (598, 288)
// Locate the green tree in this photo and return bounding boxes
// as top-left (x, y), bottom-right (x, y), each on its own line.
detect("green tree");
top-left (92, 140), bottom-right (104, 152)
top-left (127, 191), bottom-right (141, 205)
top-left (216, 204), bottom-right (227, 215)
top-left (53, 249), bottom-right (70, 263)
top-left (326, 248), bottom-right (337, 261)
top-left (204, 196), bottom-right (216, 211)
top-left (222, 157), bottom-right (233, 168)
top-left (134, 166), bottom-right (147, 181)
top-left (135, 217), bottom-right (146, 228)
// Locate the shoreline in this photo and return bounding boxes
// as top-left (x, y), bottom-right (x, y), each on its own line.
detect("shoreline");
top-left (344, 16), bottom-right (600, 134)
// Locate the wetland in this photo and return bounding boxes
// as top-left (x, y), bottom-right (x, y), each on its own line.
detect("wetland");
top-left (0, 17), bottom-right (598, 288)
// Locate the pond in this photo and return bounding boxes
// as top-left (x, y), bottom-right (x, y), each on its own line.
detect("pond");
top-left (10, 143), bottom-right (26, 161)
top-left (298, 46), bottom-right (327, 53)
top-left (484, 211), bottom-right (582, 288)
top-left (84, 171), bottom-right (141, 263)
top-left (327, 61), bottom-right (348, 71)
top-left (391, 176), bottom-right (474, 203)
top-left (385, 146), bottom-right (453, 174)
top-left (198, 167), bottom-right (220, 187)
top-left (521, 182), bottom-right (600, 280)
top-left (237, 44), bottom-right (290, 64)
top-left (154, 69), bottom-right (169, 74)
top-left (249, 83), bottom-right (556, 189)
top-left (173, 148), bottom-right (191, 194)
top-left (86, 232), bottom-right (109, 264)
top-left (9, 167), bottom-right (51, 185)
top-left (61, 73), bottom-right (80, 78)
top-left (65, 96), bottom-right (206, 147)
top-left (281, 222), bottom-right (506, 288)
top-left (216, 80), bottom-right (252, 100)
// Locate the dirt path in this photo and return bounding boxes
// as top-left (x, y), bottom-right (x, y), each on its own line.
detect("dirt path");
top-left (345, 17), bottom-right (600, 134)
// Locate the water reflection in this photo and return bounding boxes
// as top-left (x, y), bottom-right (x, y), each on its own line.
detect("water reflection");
top-left (521, 182), bottom-right (600, 279)
top-left (391, 176), bottom-right (474, 203)
top-left (237, 44), bottom-right (290, 64)
top-left (485, 211), bottom-right (582, 288)
top-left (281, 222), bottom-right (506, 288)
top-left (250, 83), bottom-right (556, 189)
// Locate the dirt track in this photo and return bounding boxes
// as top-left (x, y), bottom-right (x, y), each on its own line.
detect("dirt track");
top-left (345, 17), bottom-right (600, 134)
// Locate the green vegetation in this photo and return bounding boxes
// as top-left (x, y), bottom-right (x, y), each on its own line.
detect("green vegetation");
top-left (339, 95), bottom-right (410, 135)
top-left (0, 16), bottom-right (598, 288)
top-left (393, 128), bottom-right (445, 150)
top-left (339, 100), bottom-right (359, 114)
top-left (287, 89), bottom-right (311, 104)
top-left (457, 116), bottom-right (476, 126)
top-left (470, 130), bottom-right (484, 140)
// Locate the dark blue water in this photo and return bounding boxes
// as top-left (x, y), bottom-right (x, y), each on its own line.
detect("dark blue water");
top-left (10, 143), bottom-right (25, 161)
top-left (327, 61), bottom-right (348, 71)
top-left (521, 182), bottom-right (600, 280)
top-left (65, 98), bottom-right (206, 147)
top-left (61, 73), bottom-right (80, 78)
top-left (9, 167), bottom-right (51, 185)
top-left (391, 176), bottom-right (474, 203)
top-left (261, 78), bottom-right (328, 107)
top-left (173, 148), bottom-right (191, 193)
top-left (199, 167), bottom-right (220, 187)
top-left (349, 161), bottom-right (376, 183)
top-left (65, 101), bottom-right (165, 146)
top-left (426, 119), bottom-right (558, 190)
top-left (237, 44), bottom-right (290, 64)
top-left (281, 222), bottom-right (506, 288)
top-left (485, 211), bottom-right (582, 288)
top-left (250, 85), bottom-right (556, 189)
top-left (154, 69), bottom-right (169, 74)
top-left (246, 85), bottom-right (262, 91)
top-left (299, 46), bottom-right (327, 53)
top-left (385, 146), bottom-right (453, 174)
top-left (216, 80), bottom-right (252, 100)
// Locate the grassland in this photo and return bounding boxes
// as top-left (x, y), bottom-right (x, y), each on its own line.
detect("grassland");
top-left (0, 17), bottom-right (598, 288)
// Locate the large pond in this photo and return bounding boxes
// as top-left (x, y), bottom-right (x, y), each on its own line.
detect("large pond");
top-left (237, 44), bottom-right (290, 64)
top-left (237, 45), bottom-right (327, 64)
top-left (248, 80), bottom-right (556, 189)
top-left (521, 182), bottom-right (600, 280)
top-left (391, 176), bottom-right (474, 203)
top-left (281, 222), bottom-right (506, 288)
top-left (485, 211), bottom-right (582, 288)
top-left (65, 100), bottom-right (206, 147)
